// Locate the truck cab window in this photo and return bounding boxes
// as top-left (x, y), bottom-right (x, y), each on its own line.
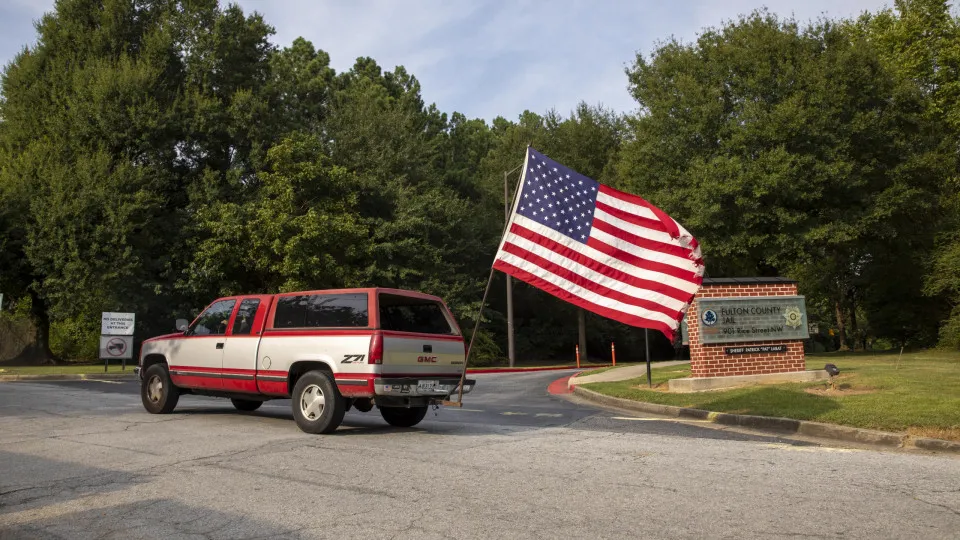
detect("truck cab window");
top-left (274, 294), bottom-right (368, 328)
top-left (231, 299), bottom-right (261, 335)
top-left (187, 299), bottom-right (237, 336)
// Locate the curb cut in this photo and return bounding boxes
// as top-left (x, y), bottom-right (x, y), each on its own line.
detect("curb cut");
top-left (0, 372), bottom-right (137, 382)
top-left (572, 385), bottom-right (960, 454)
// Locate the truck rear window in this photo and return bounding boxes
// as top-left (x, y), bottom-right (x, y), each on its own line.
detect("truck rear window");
top-left (378, 294), bottom-right (456, 335)
top-left (273, 293), bottom-right (369, 328)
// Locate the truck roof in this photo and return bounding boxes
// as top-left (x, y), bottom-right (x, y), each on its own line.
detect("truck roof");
top-left (271, 287), bottom-right (445, 302)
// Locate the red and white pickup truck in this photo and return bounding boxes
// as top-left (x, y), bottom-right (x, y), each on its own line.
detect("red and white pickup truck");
top-left (135, 288), bottom-right (475, 434)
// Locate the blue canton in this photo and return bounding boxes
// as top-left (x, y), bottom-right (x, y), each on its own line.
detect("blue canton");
top-left (515, 148), bottom-right (600, 244)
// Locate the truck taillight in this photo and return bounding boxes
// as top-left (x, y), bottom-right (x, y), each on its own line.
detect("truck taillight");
top-left (368, 332), bottom-right (383, 364)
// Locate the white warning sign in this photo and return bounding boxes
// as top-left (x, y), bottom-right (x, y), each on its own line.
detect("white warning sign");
top-left (101, 312), bottom-right (135, 336)
top-left (99, 335), bottom-right (133, 360)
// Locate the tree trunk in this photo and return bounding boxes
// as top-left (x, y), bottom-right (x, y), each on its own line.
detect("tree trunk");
top-left (834, 299), bottom-right (849, 351)
top-left (22, 290), bottom-right (58, 365)
top-left (848, 298), bottom-right (859, 351)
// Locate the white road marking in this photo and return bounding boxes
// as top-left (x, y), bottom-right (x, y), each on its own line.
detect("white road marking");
top-left (535, 413), bottom-right (563, 417)
top-left (761, 443), bottom-right (860, 453)
top-left (501, 412), bottom-right (528, 416)
top-left (84, 379), bottom-right (124, 384)
top-left (446, 408), bottom-right (485, 412)
top-left (610, 416), bottom-right (714, 423)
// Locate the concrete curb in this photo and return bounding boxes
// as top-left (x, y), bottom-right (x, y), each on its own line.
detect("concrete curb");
top-left (468, 365), bottom-right (608, 374)
top-left (572, 385), bottom-right (960, 454)
top-left (0, 372), bottom-right (137, 382)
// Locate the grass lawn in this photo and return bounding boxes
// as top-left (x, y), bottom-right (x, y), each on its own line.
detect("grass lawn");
top-left (581, 350), bottom-right (960, 441)
top-left (0, 363), bottom-right (134, 375)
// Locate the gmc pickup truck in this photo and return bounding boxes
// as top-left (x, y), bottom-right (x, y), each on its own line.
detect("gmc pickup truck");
top-left (136, 288), bottom-right (475, 434)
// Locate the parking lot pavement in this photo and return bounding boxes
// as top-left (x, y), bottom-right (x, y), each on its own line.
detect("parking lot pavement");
top-left (0, 373), bottom-right (958, 539)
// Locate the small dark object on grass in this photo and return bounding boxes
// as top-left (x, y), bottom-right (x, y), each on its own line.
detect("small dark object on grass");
top-left (825, 364), bottom-right (840, 377)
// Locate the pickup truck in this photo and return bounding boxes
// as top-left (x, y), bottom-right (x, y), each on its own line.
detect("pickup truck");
top-left (135, 288), bottom-right (475, 434)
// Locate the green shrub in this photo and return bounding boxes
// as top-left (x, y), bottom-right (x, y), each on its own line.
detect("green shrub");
top-left (50, 317), bottom-right (99, 362)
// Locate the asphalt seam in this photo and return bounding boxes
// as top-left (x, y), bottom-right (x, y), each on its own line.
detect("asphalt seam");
top-left (571, 385), bottom-right (960, 455)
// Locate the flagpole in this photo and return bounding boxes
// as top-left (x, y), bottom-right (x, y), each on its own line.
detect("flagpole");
top-left (447, 152), bottom-right (530, 406)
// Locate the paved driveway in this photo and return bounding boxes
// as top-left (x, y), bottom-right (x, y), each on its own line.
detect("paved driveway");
top-left (0, 372), bottom-right (957, 539)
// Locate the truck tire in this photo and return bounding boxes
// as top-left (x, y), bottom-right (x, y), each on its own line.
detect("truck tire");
top-left (231, 399), bottom-right (262, 412)
top-left (291, 370), bottom-right (345, 434)
top-left (380, 406), bottom-right (428, 428)
top-left (141, 364), bottom-right (179, 414)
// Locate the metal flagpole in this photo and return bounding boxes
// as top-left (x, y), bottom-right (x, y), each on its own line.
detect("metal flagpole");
top-left (446, 155), bottom-right (529, 406)
top-left (645, 328), bottom-right (652, 388)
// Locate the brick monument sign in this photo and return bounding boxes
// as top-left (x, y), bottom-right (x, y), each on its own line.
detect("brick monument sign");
top-left (671, 277), bottom-right (827, 392)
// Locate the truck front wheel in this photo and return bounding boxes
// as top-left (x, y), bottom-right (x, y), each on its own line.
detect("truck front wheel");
top-left (141, 364), bottom-right (179, 414)
top-left (380, 406), bottom-right (428, 428)
top-left (291, 371), bottom-right (345, 434)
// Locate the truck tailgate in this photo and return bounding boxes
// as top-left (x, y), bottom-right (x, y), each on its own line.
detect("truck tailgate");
top-left (381, 333), bottom-right (464, 377)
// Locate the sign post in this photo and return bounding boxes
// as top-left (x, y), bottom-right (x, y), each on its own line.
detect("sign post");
top-left (100, 312), bottom-right (135, 371)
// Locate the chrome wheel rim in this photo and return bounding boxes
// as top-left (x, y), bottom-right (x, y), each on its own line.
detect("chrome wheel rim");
top-left (300, 384), bottom-right (325, 420)
top-left (147, 375), bottom-right (163, 403)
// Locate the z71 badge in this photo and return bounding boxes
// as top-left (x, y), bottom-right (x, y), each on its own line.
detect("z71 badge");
top-left (341, 354), bottom-right (366, 364)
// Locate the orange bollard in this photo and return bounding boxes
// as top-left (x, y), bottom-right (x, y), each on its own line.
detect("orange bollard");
top-left (575, 344), bottom-right (580, 368)
top-left (611, 342), bottom-right (616, 366)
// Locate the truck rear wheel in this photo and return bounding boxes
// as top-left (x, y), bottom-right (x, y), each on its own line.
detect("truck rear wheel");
top-left (291, 371), bottom-right (345, 434)
top-left (141, 364), bottom-right (179, 414)
top-left (231, 399), bottom-right (262, 412)
top-left (380, 406), bottom-right (428, 428)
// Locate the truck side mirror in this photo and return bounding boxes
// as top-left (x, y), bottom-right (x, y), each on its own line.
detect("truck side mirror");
top-left (176, 319), bottom-right (189, 332)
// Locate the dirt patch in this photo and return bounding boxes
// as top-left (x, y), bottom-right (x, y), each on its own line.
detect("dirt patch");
top-left (907, 426), bottom-right (960, 442)
top-left (804, 385), bottom-right (876, 397)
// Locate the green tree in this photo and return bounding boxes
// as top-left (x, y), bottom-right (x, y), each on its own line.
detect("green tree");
top-left (618, 10), bottom-right (948, 348)
top-left (0, 0), bottom-right (276, 360)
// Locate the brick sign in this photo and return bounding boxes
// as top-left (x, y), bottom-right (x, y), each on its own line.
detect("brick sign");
top-left (697, 296), bottom-right (808, 345)
top-left (724, 345), bottom-right (787, 355)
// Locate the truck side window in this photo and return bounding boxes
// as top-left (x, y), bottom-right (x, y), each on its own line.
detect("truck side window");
top-left (231, 299), bottom-right (261, 335)
top-left (187, 299), bottom-right (237, 336)
top-left (274, 294), bottom-right (368, 328)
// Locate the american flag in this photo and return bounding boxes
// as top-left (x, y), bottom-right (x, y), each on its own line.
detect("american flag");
top-left (493, 147), bottom-right (704, 340)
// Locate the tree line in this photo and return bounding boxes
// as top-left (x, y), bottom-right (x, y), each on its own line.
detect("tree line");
top-left (1, 0), bottom-right (958, 365)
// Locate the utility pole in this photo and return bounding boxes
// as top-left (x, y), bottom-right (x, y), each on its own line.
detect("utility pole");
top-left (505, 170), bottom-right (516, 368)
top-left (578, 308), bottom-right (587, 366)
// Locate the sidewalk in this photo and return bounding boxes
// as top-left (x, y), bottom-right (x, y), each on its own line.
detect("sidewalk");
top-left (570, 360), bottom-right (689, 387)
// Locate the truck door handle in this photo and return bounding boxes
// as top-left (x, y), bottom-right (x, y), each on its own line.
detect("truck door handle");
top-left (216, 342), bottom-right (224, 350)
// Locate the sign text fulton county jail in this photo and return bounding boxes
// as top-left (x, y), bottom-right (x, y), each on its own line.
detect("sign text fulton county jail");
top-left (697, 296), bottom-right (808, 345)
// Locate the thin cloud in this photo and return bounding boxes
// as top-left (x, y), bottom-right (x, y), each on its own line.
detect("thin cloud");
top-left (2, 0), bottom-right (896, 122)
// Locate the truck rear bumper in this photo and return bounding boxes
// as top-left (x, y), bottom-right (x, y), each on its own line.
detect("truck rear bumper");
top-left (374, 377), bottom-right (475, 397)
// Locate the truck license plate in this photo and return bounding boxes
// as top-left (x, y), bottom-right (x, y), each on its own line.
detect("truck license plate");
top-left (417, 380), bottom-right (439, 392)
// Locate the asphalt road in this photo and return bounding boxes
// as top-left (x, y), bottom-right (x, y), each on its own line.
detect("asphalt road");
top-left (1, 371), bottom-right (958, 539)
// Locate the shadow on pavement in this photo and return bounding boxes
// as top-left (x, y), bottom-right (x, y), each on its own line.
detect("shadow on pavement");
top-left (0, 451), bottom-right (146, 515)
top-left (2, 498), bottom-right (290, 539)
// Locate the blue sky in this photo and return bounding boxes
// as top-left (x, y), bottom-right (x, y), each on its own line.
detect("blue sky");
top-left (2, 0), bottom-right (891, 121)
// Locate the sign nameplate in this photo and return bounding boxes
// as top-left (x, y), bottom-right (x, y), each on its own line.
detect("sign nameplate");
top-left (724, 345), bottom-right (787, 355)
top-left (698, 296), bottom-right (808, 344)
